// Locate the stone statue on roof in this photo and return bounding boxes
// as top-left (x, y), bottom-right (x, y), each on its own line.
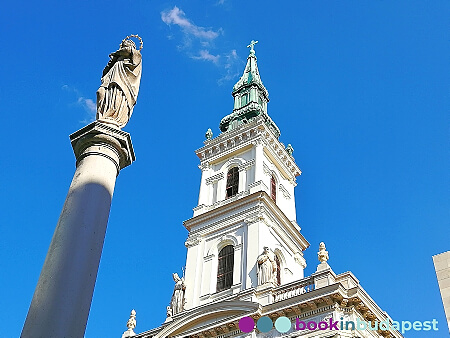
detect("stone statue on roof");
top-left (170, 273), bottom-right (186, 315)
top-left (97, 35), bottom-right (143, 128)
top-left (318, 242), bottom-right (329, 263)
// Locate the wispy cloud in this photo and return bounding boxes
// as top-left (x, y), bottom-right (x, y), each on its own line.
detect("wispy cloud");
top-left (191, 50), bottom-right (220, 64)
top-left (218, 49), bottom-right (244, 85)
top-left (77, 97), bottom-right (96, 114)
top-left (161, 6), bottom-right (220, 41)
top-left (62, 85), bottom-right (96, 124)
top-left (161, 6), bottom-right (244, 84)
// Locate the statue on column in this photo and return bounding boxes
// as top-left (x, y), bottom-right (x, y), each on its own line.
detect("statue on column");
top-left (97, 35), bottom-right (143, 128)
top-left (170, 273), bottom-right (186, 315)
top-left (257, 247), bottom-right (276, 285)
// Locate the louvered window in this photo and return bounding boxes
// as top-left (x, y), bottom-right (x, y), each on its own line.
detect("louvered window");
top-left (217, 245), bottom-right (234, 292)
top-left (275, 255), bottom-right (281, 286)
top-left (226, 167), bottom-right (239, 198)
top-left (271, 175), bottom-right (276, 202)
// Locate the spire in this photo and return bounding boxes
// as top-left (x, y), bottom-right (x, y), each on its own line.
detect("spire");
top-left (219, 40), bottom-right (280, 138)
top-left (232, 40), bottom-right (268, 99)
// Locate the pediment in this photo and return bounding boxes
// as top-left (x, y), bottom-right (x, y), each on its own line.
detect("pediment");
top-left (156, 300), bottom-right (259, 337)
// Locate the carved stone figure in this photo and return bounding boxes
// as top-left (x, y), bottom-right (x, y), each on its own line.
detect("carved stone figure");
top-left (257, 247), bottom-right (276, 285)
top-left (318, 242), bottom-right (329, 263)
top-left (97, 35), bottom-right (143, 128)
top-left (170, 273), bottom-right (186, 315)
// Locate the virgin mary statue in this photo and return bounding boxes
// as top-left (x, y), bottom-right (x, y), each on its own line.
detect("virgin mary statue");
top-left (96, 37), bottom-right (142, 128)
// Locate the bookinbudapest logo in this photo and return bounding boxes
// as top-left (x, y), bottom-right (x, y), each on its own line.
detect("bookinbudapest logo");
top-left (238, 316), bottom-right (439, 335)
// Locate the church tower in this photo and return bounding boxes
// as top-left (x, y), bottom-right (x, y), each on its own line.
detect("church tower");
top-left (183, 40), bottom-right (308, 310)
top-left (130, 42), bottom-right (404, 338)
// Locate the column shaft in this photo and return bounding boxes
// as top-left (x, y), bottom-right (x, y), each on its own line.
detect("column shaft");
top-left (21, 122), bottom-right (134, 338)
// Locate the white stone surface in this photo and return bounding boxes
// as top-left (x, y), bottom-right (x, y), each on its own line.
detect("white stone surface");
top-left (21, 122), bottom-right (134, 338)
top-left (182, 116), bottom-right (309, 311)
top-left (433, 251), bottom-right (450, 332)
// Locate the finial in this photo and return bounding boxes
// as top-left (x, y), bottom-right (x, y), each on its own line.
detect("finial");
top-left (205, 128), bottom-right (213, 140)
top-left (122, 309), bottom-right (136, 337)
top-left (318, 242), bottom-right (329, 263)
top-left (247, 40), bottom-right (258, 55)
top-left (286, 144), bottom-right (294, 156)
top-left (126, 309), bottom-right (136, 330)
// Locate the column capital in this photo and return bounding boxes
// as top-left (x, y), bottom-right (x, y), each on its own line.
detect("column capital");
top-left (70, 121), bottom-right (135, 173)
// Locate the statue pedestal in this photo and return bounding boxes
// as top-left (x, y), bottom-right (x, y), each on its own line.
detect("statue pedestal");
top-left (122, 329), bottom-right (136, 338)
top-left (21, 121), bottom-right (135, 338)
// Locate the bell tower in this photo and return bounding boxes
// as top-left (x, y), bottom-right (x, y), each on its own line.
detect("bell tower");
top-left (122, 41), bottom-right (405, 338)
top-left (182, 42), bottom-right (309, 311)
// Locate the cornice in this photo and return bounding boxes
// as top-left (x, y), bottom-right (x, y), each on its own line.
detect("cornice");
top-left (196, 118), bottom-right (301, 180)
top-left (205, 172), bottom-right (224, 185)
top-left (184, 191), bottom-right (309, 253)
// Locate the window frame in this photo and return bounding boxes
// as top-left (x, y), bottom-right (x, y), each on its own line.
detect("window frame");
top-left (270, 175), bottom-right (277, 203)
top-left (226, 167), bottom-right (239, 198)
top-left (216, 245), bottom-right (234, 292)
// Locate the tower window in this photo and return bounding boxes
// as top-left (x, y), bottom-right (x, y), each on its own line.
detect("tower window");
top-left (271, 175), bottom-right (276, 202)
top-left (217, 245), bottom-right (234, 292)
top-left (226, 167), bottom-right (239, 198)
top-left (275, 255), bottom-right (281, 286)
top-left (241, 93), bottom-right (248, 106)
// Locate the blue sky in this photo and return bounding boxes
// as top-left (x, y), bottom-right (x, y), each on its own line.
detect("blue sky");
top-left (1, 1), bottom-right (448, 337)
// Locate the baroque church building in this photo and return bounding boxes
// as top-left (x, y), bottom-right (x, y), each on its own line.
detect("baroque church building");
top-left (124, 43), bottom-right (403, 338)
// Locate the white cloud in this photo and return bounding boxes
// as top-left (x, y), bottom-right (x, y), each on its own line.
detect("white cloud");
top-left (218, 49), bottom-right (244, 84)
top-left (62, 85), bottom-right (96, 123)
top-left (191, 50), bottom-right (220, 64)
top-left (161, 6), bottom-right (220, 40)
top-left (161, 6), bottom-right (243, 84)
top-left (77, 97), bottom-right (96, 114)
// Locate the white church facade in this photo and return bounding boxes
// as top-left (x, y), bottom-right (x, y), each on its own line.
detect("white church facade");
top-left (124, 42), bottom-right (403, 338)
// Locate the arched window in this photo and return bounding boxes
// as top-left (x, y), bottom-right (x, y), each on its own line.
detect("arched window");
top-left (226, 167), bottom-right (239, 198)
top-left (275, 255), bottom-right (281, 286)
top-left (217, 245), bottom-right (234, 292)
top-left (271, 175), bottom-right (276, 202)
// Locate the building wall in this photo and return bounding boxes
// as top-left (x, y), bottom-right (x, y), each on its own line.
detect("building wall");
top-left (433, 251), bottom-right (450, 332)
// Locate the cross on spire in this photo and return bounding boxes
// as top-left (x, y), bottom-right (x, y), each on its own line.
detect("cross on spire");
top-left (247, 40), bottom-right (258, 54)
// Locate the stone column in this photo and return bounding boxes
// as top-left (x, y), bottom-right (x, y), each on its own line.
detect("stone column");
top-left (21, 121), bottom-right (135, 338)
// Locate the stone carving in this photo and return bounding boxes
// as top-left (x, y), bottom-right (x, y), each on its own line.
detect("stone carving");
top-left (294, 252), bottom-right (306, 268)
top-left (205, 128), bottom-right (213, 140)
top-left (170, 273), bottom-right (186, 315)
top-left (318, 242), bottom-right (329, 263)
top-left (257, 247), bottom-right (277, 285)
top-left (97, 35), bottom-right (143, 128)
top-left (185, 234), bottom-right (201, 248)
top-left (166, 306), bottom-right (172, 318)
top-left (121, 309), bottom-right (136, 338)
